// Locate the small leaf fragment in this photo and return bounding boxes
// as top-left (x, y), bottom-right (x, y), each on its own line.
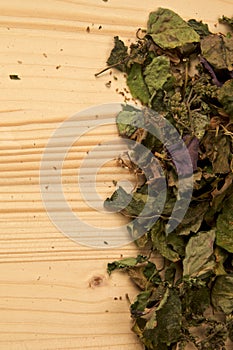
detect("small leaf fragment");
top-left (107, 36), bottom-right (128, 71)
top-left (9, 74), bottom-right (20, 80)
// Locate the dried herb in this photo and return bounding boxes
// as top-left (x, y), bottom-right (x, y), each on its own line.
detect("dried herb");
top-left (97, 7), bottom-right (233, 350)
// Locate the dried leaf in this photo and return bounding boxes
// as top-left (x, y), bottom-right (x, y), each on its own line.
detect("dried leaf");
top-left (188, 19), bottom-right (211, 38)
top-left (183, 230), bottom-right (216, 277)
top-left (107, 255), bottom-right (147, 274)
top-left (144, 56), bottom-right (175, 95)
top-left (116, 105), bottom-right (144, 137)
top-left (212, 275), bottom-right (233, 314)
top-left (175, 200), bottom-right (209, 236)
top-left (107, 36), bottom-right (128, 71)
top-left (219, 15), bottom-right (233, 31)
top-left (201, 34), bottom-right (233, 71)
top-left (147, 8), bottom-right (200, 50)
top-left (200, 130), bottom-right (231, 173)
top-left (216, 193), bottom-right (233, 253)
top-left (151, 221), bottom-right (180, 262)
top-left (127, 63), bottom-right (150, 104)
top-left (218, 79), bottom-right (233, 120)
top-left (142, 288), bottom-right (182, 347)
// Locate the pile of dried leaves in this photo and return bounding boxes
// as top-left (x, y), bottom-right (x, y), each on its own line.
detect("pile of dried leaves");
top-left (97, 8), bottom-right (233, 350)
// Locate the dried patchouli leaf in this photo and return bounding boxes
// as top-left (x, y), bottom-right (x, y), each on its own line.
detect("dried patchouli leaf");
top-left (144, 56), bottom-right (175, 95)
top-left (214, 246), bottom-right (228, 276)
top-left (175, 200), bottom-right (209, 236)
top-left (128, 261), bottom-right (161, 290)
top-left (200, 130), bottom-right (231, 173)
top-left (104, 184), bottom-right (166, 223)
top-left (219, 15), bottom-right (233, 31)
top-left (183, 230), bottom-right (216, 277)
top-left (187, 19), bottom-right (211, 38)
top-left (107, 36), bottom-right (128, 71)
top-left (116, 104), bottom-right (144, 137)
top-left (183, 283), bottom-right (211, 316)
top-left (150, 220), bottom-right (180, 262)
top-left (216, 192), bottom-right (233, 253)
top-left (183, 135), bottom-right (199, 171)
top-left (147, 8), bottom-right (200, 50)
top-left (127, 63), bottom-right (150, 104)
top-left (140, 288), bottom-right (182, 348)
top-left (218, 79), bottom-right (233, 120)
top-left (191, 112), bottom-right (209, 139)
top-left (201, 34), bottom-right (233, 71)
top-left (107, 255), bottom-right (147, 274)
top-left (205, 175), bottom-right (233, 227)
top-left (211, 275), bottom-right (233, 314)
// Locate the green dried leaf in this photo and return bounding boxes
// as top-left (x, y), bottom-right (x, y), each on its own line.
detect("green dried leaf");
top-left (144, 56), bottom-right (175, 95)
top-left (142, 288), bottom-right (182, 346)
top-left (116, 105), bottom-right (144, 137)
top-left (214, 246), bottom-right (228, 276)
top-left (216, 193), bottom-right (233, 253)
top-left (219, 15), bottom-right (233, 31)
top-left (107, 255), bottom-right (147, 274)
top-left (218, 79), bottom-right (233, 120)
top-left (104, 186), bottom-right (132, 212)
top-left (183, 230), bottom-right (216, 277)
top-left (201, 34), bottom-right (233, 71)
top-left (128, 261), bottom-right (161, 290)
top-left (192, 112), bottom-right (209, 139)
top-left (212, 275), bottom-right (233, 314)
top-left (131, 289), bottom-right (155, 317)
top-left (175, 201), bottom-right (209, 236)
top-left (151, 221), bottom-right (180, 262)
top-left (183, 283), bottom-right (210, 316)
top-left (127, 63), bottom-right (150, 104)
top-left (147, 8), bottom-right (200, 50)
top-left (107, 36), bottom-right (128, 71)
top-left (188, 19), bottom-right (211, 38)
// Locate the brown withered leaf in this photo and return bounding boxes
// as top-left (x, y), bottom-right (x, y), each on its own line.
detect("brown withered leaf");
top-left (201, 34), bottom-right (233, 71)
top-left (200, 130), bottom-right (231, 173)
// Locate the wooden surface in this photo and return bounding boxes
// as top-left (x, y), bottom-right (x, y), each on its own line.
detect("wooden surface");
top-left (0, 1), bottom-right (232, 349)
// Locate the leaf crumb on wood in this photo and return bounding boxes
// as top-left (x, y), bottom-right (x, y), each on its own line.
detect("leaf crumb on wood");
top-left (9, 74), bottom-right (20, 80)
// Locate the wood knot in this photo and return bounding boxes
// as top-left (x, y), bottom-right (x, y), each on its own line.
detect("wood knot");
top-left (88, 274), bottom-right (106, 288)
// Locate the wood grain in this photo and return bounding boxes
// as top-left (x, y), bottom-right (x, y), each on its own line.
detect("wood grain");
top-left (0, 0), bottom-right (232, 349)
